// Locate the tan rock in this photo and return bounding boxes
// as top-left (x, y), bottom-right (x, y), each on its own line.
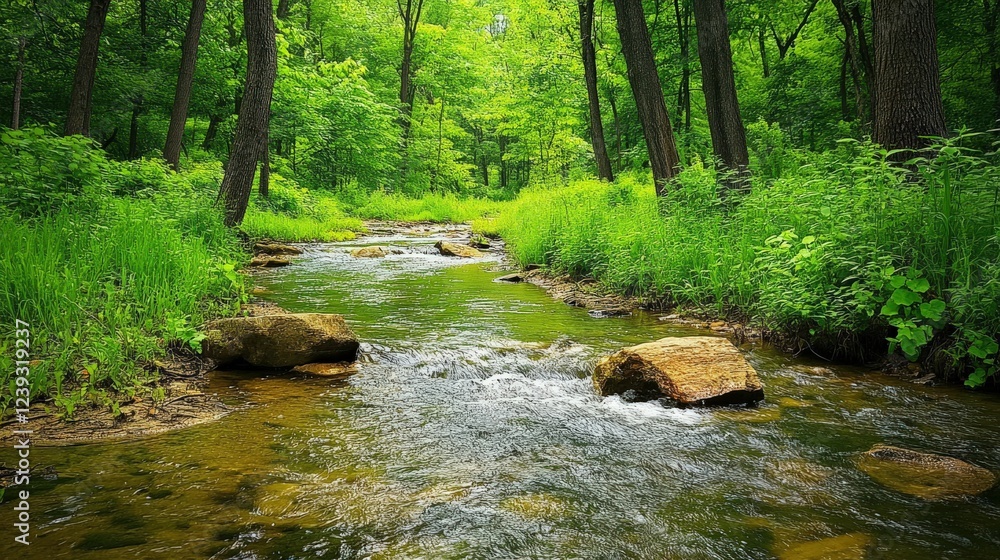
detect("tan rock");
top-left (291, 362), bottom-right (358, 378)
top-left (858, 444), bottom-right (997, 500)
top-left (350, 246), bottom-right (389, 258)
top-left (254, 242), bottom-right (303, 255)
top-left (250, 256), bottom-right (290, 267)
top-left (435, 241), bottom-right (483, 258)
top-left (593, 336), bottom-right (764, 406)
top-left (776, 533), bottom-right (872, 560)
top-left (202, 313), bottom-right (359, 367)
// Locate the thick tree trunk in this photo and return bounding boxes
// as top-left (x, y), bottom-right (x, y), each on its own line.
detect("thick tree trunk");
top-left (12, 37), bottom-right (25, 130)
top-left (872, 0), bottom-right (947, 153)
top-left (693, 0), bottom-right (749, 193)
top-left (65, 0), bottom-right (112, 136)
top-left (164, 0), bottom-right (207, 170)
top-left (202, 114), bottom-right (222, 149)
top-left (612, 0), bottom-right (681, 194)
top-left (579, 0), bottom-right (614, 181)
top-left (218, 0), bottom-right (277, 227)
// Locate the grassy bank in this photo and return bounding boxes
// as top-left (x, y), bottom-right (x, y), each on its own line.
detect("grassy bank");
top-left (496, 138), bottom-right (1000, 386)
top-left (0, 130), bottom-right (247, 416)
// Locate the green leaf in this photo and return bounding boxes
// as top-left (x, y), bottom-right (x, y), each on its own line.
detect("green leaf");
top-left (906, 278), bottom-right (930, 293)
top-left (890, 288), bottom-right (922, 306)
top-left (890, 276), bottom-right (907, 289)
top-left (880, 301), bottom-right (900, 316)
top-left (801, 235), bottom-right (816, 245)
top-left (918, 299), bottom-right (945, 321)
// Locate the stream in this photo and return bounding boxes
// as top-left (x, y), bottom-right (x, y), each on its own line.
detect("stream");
top-left (3, 227), bottom-right (1000, 559)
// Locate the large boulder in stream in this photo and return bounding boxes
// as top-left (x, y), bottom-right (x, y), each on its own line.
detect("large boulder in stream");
top-left (858, 444), bottom-right (997, 500)
top-left (593, 336), bottom-right (764, 406)
top-left (435, 241), bottom-right (483, 258)
top-left (202, 313), bottom-right (359, 367)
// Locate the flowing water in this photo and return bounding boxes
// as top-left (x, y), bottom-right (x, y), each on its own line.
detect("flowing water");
top-left (3, 228), bottom-right (1000, 559)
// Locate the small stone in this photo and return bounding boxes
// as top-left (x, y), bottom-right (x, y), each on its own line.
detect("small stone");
top-left (250, 256), bottom-right (290, 268)
top-left (710, 321), bottom-right (726, 328)
top-left (494, 273), bottom-right (525, 283)
top-left (588, 308), bottom-right (631, 318)
top-left (350, 246), bottom-right (389, 258)
top-left (291, 362), bottom-right (358, 378)
top-left (254, 242), bottom-right (303, 256)
top-left (524, 264), bottom-right (542, 271)
top-left (435, 241), bottom-right (483, 258)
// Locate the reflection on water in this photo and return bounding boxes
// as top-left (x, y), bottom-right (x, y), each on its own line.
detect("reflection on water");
top-left (3, 232), bottom-right (1000, 559)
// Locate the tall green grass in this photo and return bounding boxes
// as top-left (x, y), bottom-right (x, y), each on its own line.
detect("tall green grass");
top-left (346, 190), bottom-right (508, 223)
top-left (0, 129), bottom-right (246, 415)
top-left (498, 137), bottom-right (1000, 383)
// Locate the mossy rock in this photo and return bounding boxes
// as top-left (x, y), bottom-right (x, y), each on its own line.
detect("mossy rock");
top-left (350, 246), bottom-right (389, 258)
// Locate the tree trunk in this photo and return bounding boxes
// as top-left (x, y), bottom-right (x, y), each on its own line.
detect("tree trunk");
top-left (128, 102), bottom-right (140, 158)
top-left (11, 37), bottom-right (25, 130)
top-left (674, 0), bottom-right (692, 129)
top-left (608, 91), bottom-right (622, 171)
top-left (203, 114), bottom-right (223, 149)
top-left (218, 0), bottom-right (277, 227)
top-left (398, 0), bottom-right (424, 143)
top-left (833, 0), bottom-right (871, 124)
top-left (758, 26), bottom-right (770, 78)
top-left (277, 0), bottom-right (291, 19)
top-left (612, 0), bottom-right (681, 194)
top-left (985, 0), bottom-right (1000, 124)
top-left (693, 0), bottom-right (749, 193)
top-left (579, 0), bottom-right (614, 181)
top-left (872, 0), bottom-right (947, 153)
top-left (164, 0), bottom-right (207, 170)
top-left (65, 0), bottom-right (112, 136)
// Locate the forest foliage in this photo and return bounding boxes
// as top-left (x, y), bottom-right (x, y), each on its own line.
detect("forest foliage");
top-left (1, 0), bottom-right (999, 412)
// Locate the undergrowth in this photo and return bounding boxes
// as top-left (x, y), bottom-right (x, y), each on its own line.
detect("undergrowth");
top-left (497, 134), bottom-right (1000, 386)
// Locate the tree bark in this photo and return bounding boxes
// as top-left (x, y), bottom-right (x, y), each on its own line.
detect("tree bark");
top-left (259, 138), bottom-right (270, 197)
top-left (579, 0), bottom-right (614, 181)
top-left (872, 0), bottom-right (947, 153)
top-left (65, 0), bottom-right (112, 137)
top-left (164, 0), bottom-right (207, 170)
top-left (612, 0), bottom-right (681, 194)
top-left (277, 0), bottom-right (291, 19)
top-left (693, 0), bottom-right (749, 193)
top-left (218, 0), bottom-right (277, 227)
top-left (398, 0), bottom-right (424, 141)
top-left (11, 37), bottom-right (25, 130)
top-left (674, 0), bottom-right (692, 129)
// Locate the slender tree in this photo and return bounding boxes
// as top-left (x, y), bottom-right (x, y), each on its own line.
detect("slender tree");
top-left (397, 0), bottom-right (425, 139)
top-left (164, 0), bottom-right (208, 170)
top-left (579, 0), bottom-right (613, 181)
top-left (612, 0), bottom-right (681, 193)
top-left (872, 0), bottom-right (947, 152)
top-left (218, 0), bottom-right (277, 226)
top-left (11, 36), bottom-right (25, 130)
top-left (693, 0), bottom-right (749, 192)
top-left (65, 0), bottom-right (112, 136)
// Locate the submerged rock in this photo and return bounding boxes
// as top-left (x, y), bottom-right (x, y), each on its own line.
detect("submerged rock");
top-left (593, 336), bottom-right (764, 406)
top-left (254, 242), bottom-right (303, 256)
top-left (202, 313), bottom-right (359, 367)
top-left (291, 362), bottom-right (358, 378)
top-left (494, 272), bottom-right (525, 283)
top-left (858, 444), bottom-right (997, 500)
top-left (776, 533), bottom-right (872, 560)
top-left (250, 255), bottom-right (290, 268)
top-left (350, 246), bottom-right (389, 258)
top-left (469, 238), bottom-right (491, 249)
top-left (587, 308), bottom-right (631, 318)
top-left (435, 241), bottom-right (482, 258)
